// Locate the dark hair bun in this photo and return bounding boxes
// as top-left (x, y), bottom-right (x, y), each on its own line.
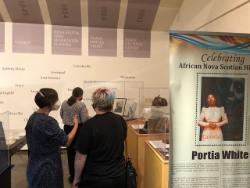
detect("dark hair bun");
top-left (35, 88), bottom-right (58, 108)
top-left (67, 87), bottom-right (83, 106)
top-left (152, 95), bottom-right (168, 107)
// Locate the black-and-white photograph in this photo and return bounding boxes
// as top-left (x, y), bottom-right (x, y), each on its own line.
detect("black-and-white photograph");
top-left (113, 98), bottom-right (127, 115)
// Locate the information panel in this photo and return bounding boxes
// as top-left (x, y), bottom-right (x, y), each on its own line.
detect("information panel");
top-left (170, 32), bottom-right (250, 187)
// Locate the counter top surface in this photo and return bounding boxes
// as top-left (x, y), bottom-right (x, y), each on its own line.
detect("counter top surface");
top-left (127, 118), bottom-right (168, 136)
top-left (146, 141), bottom-right (169, 163)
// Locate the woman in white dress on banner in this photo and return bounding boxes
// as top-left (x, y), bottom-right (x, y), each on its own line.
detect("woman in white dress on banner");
top-left (198, 94), bottom-right (228, 141)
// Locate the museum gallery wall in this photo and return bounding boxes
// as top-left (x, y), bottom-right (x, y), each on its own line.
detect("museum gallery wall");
top-left (0, 0), bottom-right (176, 129)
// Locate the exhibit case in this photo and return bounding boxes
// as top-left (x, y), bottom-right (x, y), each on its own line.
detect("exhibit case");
top-left (0, 111), bottom-right (26, 188)
top-left (144, 140), bottom-right (169, 188)
top-left (140, 87), bottom-right (169, 109)
top-left (0, 111), bottom-right (26, 152)
top-left (126, 119), bottom-right (169, 188)
top-left (0, 111), bottom-right (10, 174)
top-left (142, 106), bottom-right (170, 133)
top-left (83, 80), bottom-right (143, 118)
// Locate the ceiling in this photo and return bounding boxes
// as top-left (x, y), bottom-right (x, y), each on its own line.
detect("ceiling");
top-left (0, 0), bottom-right (183, 31)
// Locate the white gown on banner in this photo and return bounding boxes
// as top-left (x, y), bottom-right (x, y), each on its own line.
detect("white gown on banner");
top-left (198, 107), bottom-right (228, 141)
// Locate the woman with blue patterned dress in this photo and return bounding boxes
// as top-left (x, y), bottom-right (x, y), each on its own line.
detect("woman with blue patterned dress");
top-left (25, 88), bottom-right (79, 188)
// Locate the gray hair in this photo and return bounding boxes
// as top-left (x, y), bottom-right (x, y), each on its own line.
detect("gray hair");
top-left (92, 88), bottom-right (115, 112)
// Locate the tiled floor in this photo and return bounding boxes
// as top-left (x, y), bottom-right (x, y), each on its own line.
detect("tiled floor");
top-left (11, 150), bottom-right (71, 188)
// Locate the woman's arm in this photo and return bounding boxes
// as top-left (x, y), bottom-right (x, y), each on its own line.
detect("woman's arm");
top-left (79, 103), bottom-right (89, 123)
top-left (198, 107), bottom-right (210, 127)
top-left (72, 152), bottom-right (87, 188)
top-left (65, 114), bottom-right (78, 147)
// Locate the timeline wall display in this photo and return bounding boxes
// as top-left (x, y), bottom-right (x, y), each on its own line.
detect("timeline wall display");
top-left (0, 21), bottom-right (169, 130)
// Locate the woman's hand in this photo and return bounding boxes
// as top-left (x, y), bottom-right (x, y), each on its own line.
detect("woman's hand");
top-left (209, 122), bottom-right (217, 129)
top-left (65, 114), bottom-right (79, 147)
top-left (72, 178), bottom-right (80, 188)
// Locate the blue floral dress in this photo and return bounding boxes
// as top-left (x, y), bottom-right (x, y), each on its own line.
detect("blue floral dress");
top-left (25, 112), bottom-right (68, 188)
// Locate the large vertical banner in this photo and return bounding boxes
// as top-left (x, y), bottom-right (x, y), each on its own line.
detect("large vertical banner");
top-left (170, 32), bottom-right (250, 187)
top-left (4, 0), bottom-right (45, 53)
top-left (88, 0), bottom-right (120, 56)
top-left (123, 0), bottom-right (160, 58)
top-left (47, 0), bottom-right (82, 55)
top-left (4, 0), bottom-right (43, 24)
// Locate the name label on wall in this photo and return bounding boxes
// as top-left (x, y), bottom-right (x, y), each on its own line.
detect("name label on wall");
top-left (124, 30), bottom-right (151, 58)
top-left (13, 23), bottom-right (44, 53)
top-left (88, 27), bottom-right (117, 56)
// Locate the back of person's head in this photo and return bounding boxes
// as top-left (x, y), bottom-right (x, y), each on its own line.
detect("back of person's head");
top-left (35, 88), bottom-right (58, 109)
top-left (152, 95), bottom-right (168, 107)
top-left (92, 88), bottom-right (115, 112)
top-left (67, 87), bottom-right (83, 106)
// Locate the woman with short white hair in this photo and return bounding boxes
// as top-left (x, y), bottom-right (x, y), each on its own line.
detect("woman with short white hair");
top-left (73, 88), bottom-right (127, 188)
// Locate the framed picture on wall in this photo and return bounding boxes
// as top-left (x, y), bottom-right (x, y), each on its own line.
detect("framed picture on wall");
top-left (123, 100), bottom-right (137, 119)
top-left (113, 98), bottom-right (127, 115)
